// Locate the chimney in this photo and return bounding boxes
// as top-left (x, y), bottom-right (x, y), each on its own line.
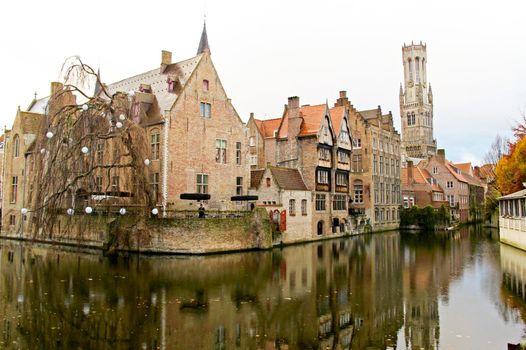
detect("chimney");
top-left (50, 82), bottom-right (63, 96)
top-left (286, 96), bottom-right (302, 152)
top-left (335, 90), bottom-right (349, 107)
top-left (160, 50), bottom-right (172, 72)
top-left (407, 160), bottom-right (414, 183)
top-left (436, 149), bottom-right (446, 163)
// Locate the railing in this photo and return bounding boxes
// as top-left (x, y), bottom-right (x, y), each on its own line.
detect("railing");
top-left (500, 217), bottom-right (526, 231)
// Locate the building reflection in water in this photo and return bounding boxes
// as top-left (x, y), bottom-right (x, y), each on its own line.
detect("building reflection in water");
top-left (0, 227), bottom-right (525, 349)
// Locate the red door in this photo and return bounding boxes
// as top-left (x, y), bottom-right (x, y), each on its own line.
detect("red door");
top-left (280, 210), bottom-right (287, 232)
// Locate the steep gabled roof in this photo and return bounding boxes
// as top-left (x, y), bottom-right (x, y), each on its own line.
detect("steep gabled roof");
top-left (27, 96), bottom-right (49, 114)
top-left (255, 118), bottom-right (281, 139)
top-left (330, 106), bottom-right (346, 133)
top-left (298, 104), bottom-right (328, 136)
top-left (250, 169), bottom-right (265, 189)
top-left (445, 162), bottom-right (468, 183)
top-left (105, 54), bottom-right (203, 112)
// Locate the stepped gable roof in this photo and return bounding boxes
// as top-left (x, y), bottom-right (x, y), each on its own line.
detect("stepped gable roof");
top-left (298, 104), bottom-right (327, 136)
top-left (105, 54), bottom-right (203, 112)
top-left (358, 108), bottom-right (379, 120)
top-left (255, 118), bottom-right (281, 139)
top-left (269, 166), bottom-right (308, 190)
top-left (330, 106), bottom-right (346, 133)
top-left (250, 169), bottom-right (265, 189)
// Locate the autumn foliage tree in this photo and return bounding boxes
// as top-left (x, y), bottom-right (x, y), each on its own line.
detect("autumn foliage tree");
top-left (496, 129), bottom-right (526, 195)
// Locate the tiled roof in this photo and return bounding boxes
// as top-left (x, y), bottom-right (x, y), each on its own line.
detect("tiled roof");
top-left (401, 165), bottom-right (443, 192)
top-left (270, 166), bottom-right (308, 190)
top-left (445, 162), bottom-right (468, 183)
top-left (250, 169), bottom-right (265, 189)
top-left (298, 104), bottom-right (327, 136)
top-left (453, 162), bottom-right (472, 175)
top-left (255, 118), bottom-right (281, 138)
top-left (330, 106), bottom-right (345, 133)
top-left (478, 164), bottom-right (494, 179)
top-left (106, 54), bottom-right (203, 112)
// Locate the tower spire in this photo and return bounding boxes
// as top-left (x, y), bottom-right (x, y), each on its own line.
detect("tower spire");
top-left (197, 20), bottom-right (210, 55)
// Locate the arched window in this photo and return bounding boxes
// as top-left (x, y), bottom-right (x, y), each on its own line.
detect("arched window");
top-left (353, 180), bottom-right (363, 204)
top-left (13, 135), bottom-right (19, 158)
top-left (422, 58), bottom-right (426, 82)
top-left (317, 221), bottom-right (324, 235)
top-left (150, 129), bottom-right (160, 160)
top-left (408, 59), bottom-right (413, 81)
top-left (415, 57), bottom-right (420, 83)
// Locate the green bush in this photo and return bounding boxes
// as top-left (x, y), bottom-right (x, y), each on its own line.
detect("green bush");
top-left (400, 205), bottom-right (450, 231)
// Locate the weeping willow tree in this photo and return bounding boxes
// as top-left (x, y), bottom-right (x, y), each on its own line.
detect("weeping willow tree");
top-left (25, 57), bottom-right (154, 241)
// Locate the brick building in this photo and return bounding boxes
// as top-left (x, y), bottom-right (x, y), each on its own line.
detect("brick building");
top-left (401, 160), bottom-right (447, 209)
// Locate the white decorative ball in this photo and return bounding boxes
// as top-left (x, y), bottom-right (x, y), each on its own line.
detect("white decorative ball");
top-left (40, 148), bottom-right (46, 155)
top-left (46, 131), bottom-right (54, 139)
top-left (119, 208), bottom-right (126, 215)
top-left (67, 208), bottom-right (74, 216)
top-left (81, 146), bottom-right (89, 154)
top-left (82, 104), bottom-right (89, 111)
top-left (144, 159), bottom-right (150, 166)
top-left (21, 208), bottom-right (28, 215)
top-left (116, 122), bottom-right (123, 129)
top-left (85, 206), bottom-right (93, 214)
top-left (151, 208), bottom-right (159, 215)
top-left (119, 114), bottom-right (126, 121)
top-left (128, 90), bottom-right (135, 97)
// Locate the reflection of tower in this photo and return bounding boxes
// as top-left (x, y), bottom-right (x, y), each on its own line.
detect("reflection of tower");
top-left (399, 42), bottom-right (436, 160)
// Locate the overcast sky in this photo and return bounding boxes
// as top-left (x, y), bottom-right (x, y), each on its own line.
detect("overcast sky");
top-left (1, 0), bottom-right (525, 165)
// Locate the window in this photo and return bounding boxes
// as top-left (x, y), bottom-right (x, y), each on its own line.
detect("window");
top-left (301, 199), bottom-right (307, 216)
top-left (289, 199), bottom-right (296, 216)
top-left (9, 215), bottom-right (16, 226)
top-left (249, 155), bottom-right (257, 165)
top-left (203, 80), bottom-right (209, 91)
top-left (215, 139), bottom-right (227, 163)
top-left (432, 167), bottom-right (438, 174)
top-left (373, 137), bottom-right (377, 149)
top-left (407, 112), bottom-right (416, 126)
top-left (340, 129), bottom-right (350, 143)
top-left (200, 102), bottom-right (211, 118)
top-left (266, 177), bottom-right (271, 187)
top-left (95, 176), bottom-right (103, 193)
top-left (317, 169), bottom-right (329, 184)
top-left (352, 154), bottom-right (362, 172)
top-left (373, 155), bottom-right (377, 175)
top-left (249, 136), bottom-right (255, 147)
top-left (96, 143), bottom-right (104, 164)
top-left (13, 135), bottom-right (19, 158)
top-left (151, 132), bottom-right (160, 160)
top-left (333, 194), bottom-right (347, 211)
top-left (396, 160), bottom-right (400, 177)
top-left (336, 172), bottom-right (348, 187)
top-left (236, 142), bottom-right (242, 165)
top-left (415, 57), bottom-right (420, 83)
top-left (197, 174), bottom-right (208, 194)
top-left (447, 181), bottom-right (454, 189)
top-left (316, 194), bottom-right (326, 211)
top-left (352, 138), bottom-right (361, 148)
top-left (380, 183), bottom-right (384, 203)
top-left (353, 180), bottom-right (363, 204)
top-left (10, 176), bottom-right (18, 203)
top-left (379, 156), bottom-right (384, 175)
top-left (150, 173), bottom-right (159, 201)
top-left (391, 159), bottom-right (394, 178)
top-left (111, 176), bottom-right (119, 194)
top-left (338, 150), bottom-right (349, 164)
top-left (374, 183), bottom-right (378, 203)
top-left (236, 177), bottom-right (243, 195)
top-left (319, 147), bottom-right (331, 161)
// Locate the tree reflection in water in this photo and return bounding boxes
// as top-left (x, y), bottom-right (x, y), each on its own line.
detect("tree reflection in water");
top-left (0, 226), bottom-right (525, 349)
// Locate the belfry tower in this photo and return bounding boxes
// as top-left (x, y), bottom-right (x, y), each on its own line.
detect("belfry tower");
top-left (399, 42), bottom-right (436, 159)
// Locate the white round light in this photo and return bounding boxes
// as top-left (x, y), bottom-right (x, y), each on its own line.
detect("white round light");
top-left (40, 148), bottom-right (46, 155)
top-left (144, 159), bottom-right (150, 166)
top-left (82, 104), bottom-right (89, 111)
top-left (81, 146), bottom-right (89, 154)
top-left (116, 122), bottom-right (123, 129)
top-left (46, 131), bottom-right (54, 139)
top-left (67, 208), bottom-right (74, 216)
top-left (85, 206), bottom-right (93, 214)
top-left (128, 90), bottom-right (135, 97)
top-left (119, 114), bottom-right (126, 121)
top-left (151, 208), bottom-right (159, 215)
top-left (21, 208), bottom-right (28, 215)
top-left (119, 208), bottom-right (126, 215)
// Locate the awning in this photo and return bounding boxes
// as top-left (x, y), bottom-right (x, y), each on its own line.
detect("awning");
top-left (230, 195), bottom-right (258, 201)
top-left (180, 193), bottom-right (211, 201)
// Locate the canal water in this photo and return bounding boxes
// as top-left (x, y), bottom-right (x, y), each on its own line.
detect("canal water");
top-left (0, 226), bottom-right (525, 349)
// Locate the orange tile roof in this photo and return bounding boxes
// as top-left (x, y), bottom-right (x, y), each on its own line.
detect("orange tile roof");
top-left (453, 162), bottom-right (472, 175)
top-left (401, 165), bottom-right (443, 192)
top-left (329, 106), bottom-right (345, 133)
top-left (298, 104), bottom-right (327, 136)
top-left (445, 162), bottom-right (468, 183)
top-left (255, 118), bottom-right (282, 139)
top-left (478, 164), bottom-right (494, 179)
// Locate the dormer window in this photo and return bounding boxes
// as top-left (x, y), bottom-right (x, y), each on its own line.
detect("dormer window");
top-left (203, 80), bottom-right (209, 91)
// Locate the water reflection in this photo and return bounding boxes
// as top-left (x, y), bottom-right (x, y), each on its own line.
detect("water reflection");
top-left (0, 227), bottom-right (525, 349)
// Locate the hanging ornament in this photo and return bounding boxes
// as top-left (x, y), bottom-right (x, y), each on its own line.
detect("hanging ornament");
top-left (40, 148), bottom-right (46, 155)
top-left (46, 131), bottom-right (54, 139)
top-left (116, 122), bottom-right (123, 129)
top-left (119, 208), bottom-right (126, 215)
top-left (144, 159), bottom-right (150, 166)
top-left (119, 114), bottom-right (126, 121)
top-left (21, 208), bottom-right (28, 216)
top-left (85, 207), bottom-right (93, 214)
top-left (151, 208), bottom-right (159, 215)
top-left (82, 104), bottom-right (89, 111)
top-left (81, 146), bottom-right (89, 154)
top-left (128, 90), bottom-right (135, 97)
top-left (67, 208), bottom-right (74, 216)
